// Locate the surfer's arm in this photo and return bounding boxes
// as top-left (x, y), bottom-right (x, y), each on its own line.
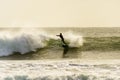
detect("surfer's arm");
top-left (57, 33), bottom-right (67, 44)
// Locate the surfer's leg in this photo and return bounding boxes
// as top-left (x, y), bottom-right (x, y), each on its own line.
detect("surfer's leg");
top-left (63, 49), bottom-right (67, 55)
top-left (63, 44), bottom-right (69, 55)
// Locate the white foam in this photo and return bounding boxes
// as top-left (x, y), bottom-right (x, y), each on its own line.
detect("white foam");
top-left (0, 59), bottom-right (120, 80)
top-left (64, 31), bottom-right (83, 47)
top-left (0, 29), bottom-right (83, 56)
top-left (0, 29), bottom-right (51, 56)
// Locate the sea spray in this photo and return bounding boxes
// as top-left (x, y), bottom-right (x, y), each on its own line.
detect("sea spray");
top-left (0, 29), bottom-right (51, 56)
top-left (63, 31), bottom-right (83, 47)
top-left (0, 29), bottom-right (83, 56)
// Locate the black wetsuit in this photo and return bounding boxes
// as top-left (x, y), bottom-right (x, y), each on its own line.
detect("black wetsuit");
top-left (57, 33), bottom-right (69, 55)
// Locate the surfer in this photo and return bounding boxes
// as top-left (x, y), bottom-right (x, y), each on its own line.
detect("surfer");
top-left (57, 33), bottom-right (69, 55)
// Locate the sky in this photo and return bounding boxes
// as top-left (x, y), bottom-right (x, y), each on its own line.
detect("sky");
top-left (0, 0), bottom-right (120, 27)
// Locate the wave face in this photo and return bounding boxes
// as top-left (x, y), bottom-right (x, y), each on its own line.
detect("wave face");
top-left (0, 28), bottom-right (83, 56)
top-left (45, 27), bottom-right (120, 51)
top-left (83, 37), bottom-right (120, 51)
top-left (0, 28), bottom-right (120, 57)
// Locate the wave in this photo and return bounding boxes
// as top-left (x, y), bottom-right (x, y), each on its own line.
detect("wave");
top-left (0, 28), bottom-right (119, 57)
top-left (3, 74), bottom-right (118, 80)
top-left (1, 60), bottom-right (120, 80)
top-left (0, 29), bottom-right (83, 56)
top-left (83, 37), bottom-right (120, 51)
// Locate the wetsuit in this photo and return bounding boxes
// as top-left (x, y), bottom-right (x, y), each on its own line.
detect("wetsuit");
top-left (57, 33), bottom-right (69, 55)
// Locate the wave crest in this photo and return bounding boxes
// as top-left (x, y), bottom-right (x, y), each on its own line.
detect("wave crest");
top-left (0, 29), bottom-right (83, 56)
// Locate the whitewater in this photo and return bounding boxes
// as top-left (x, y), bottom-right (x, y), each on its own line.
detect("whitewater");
top-left (1, 59), bottom-right (120, 80)
top-left (0, 28), bottom-right (120, 80)
top-left (0, 28), bottom-right (83, 56)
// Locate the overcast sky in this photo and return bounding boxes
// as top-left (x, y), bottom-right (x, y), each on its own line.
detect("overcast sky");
top-left (0, 0), bottom-right (120, 27)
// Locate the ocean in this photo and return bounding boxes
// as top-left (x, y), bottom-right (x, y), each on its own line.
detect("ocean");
top-left (0, 27), bottom-right (120, 60)
top-left (0, 27), bottom-right (120, 80)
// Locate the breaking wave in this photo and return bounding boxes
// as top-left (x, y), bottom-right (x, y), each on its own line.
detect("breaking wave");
top-left (1, 60), bottom-right (120, 80)
top-left (0, 29), bottom-right (83, 56)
